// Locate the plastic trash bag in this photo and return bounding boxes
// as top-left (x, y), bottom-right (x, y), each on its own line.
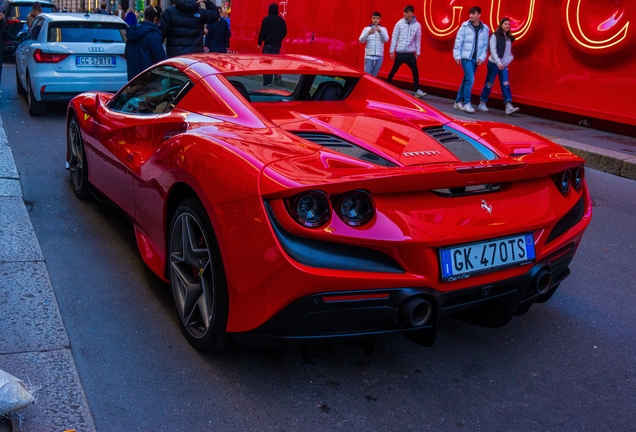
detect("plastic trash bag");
top-left (0, 369), bottom-right (34, 415)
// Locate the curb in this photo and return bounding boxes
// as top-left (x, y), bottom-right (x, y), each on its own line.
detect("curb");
top-left (549, 138), bottom-right (636, 181)
top-left (0, 118), bottom-right (97, 431)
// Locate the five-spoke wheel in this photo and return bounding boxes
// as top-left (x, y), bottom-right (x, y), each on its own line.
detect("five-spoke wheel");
top-left (169, 198), bottom-right (231, 351)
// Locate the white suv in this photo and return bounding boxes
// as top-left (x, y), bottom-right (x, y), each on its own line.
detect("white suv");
top-left (15, 13), bottom-right (128, 116)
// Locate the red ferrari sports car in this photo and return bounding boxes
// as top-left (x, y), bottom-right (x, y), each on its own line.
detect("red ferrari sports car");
top-left (66, 54), bottom-right (591, 352)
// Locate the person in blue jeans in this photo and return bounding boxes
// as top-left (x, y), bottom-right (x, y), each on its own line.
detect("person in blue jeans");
top-left (359, 12), bottom-right (389, 77)
top-left (478, 17), bottom-right (519, 115)
top-left (452, 6), bottom-right (489, 113)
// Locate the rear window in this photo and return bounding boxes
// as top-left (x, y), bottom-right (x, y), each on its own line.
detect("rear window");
top-left (48, 22), bottom-right (126, 43)
top-left (11, 4), bottom-right (57, 18)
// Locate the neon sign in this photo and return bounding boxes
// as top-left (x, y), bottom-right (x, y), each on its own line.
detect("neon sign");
top-left (489, 0), bottom-right (536, 40)
top-left (422, 0), bottom-right (463, 37)
top-left (421, 0), bottom-right (630, 50)
top-left (565, 0), bottom-right (630, 49)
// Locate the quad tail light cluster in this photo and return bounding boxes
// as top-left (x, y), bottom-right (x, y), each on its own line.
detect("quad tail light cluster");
top-left (286, 190), bottom-right (375, 228)
top-left (553, 165), bottom-right (585, 196)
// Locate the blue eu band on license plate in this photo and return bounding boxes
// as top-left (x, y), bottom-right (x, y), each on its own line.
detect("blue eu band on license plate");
top-left (439, 233), bottom-right (535, 281)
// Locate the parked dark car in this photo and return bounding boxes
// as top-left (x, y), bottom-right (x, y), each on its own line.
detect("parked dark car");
top-left (1, 0), bottom-right (57, 56)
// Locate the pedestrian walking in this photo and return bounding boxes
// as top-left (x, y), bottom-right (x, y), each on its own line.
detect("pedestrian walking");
top-left (161, 0), bottom-right (219, 58)
top-left (26, 1), bottom-right (41, 26)
top-left (95, 2), bottom-right (110, 14)
top-left (257, 3), bottom-right (287, 86)
top-left (386, 5), bottom-right (426, 98)
top-left (452, 6), bottom-right (489, 113)
top-left (124, 7), bottom-right (137, 26)
top-left (206, 7), bottom-right (230, 53)
top-left (478, 17), bottom-right (520, 115)
top-left (125, 6), bottom-right (166, 80)
top-left (115, 4), bottom-right (124, 19)
top-left (358, 11), bottom-right (389, 77)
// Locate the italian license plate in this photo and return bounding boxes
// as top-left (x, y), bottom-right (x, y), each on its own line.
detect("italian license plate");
top-left (439, 233), bottom-right (535, 281)
top-left (76, 56), bottom-right (116, 67)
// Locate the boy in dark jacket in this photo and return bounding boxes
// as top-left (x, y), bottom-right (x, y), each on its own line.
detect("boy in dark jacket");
top-left (125, 7), bottom-right (167, 80)
top-left (161, 0), bottom-right (219, 57)
top-left (257, 3), bottom-right (287, 86)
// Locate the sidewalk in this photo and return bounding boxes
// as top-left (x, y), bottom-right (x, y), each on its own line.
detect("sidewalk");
top-left (0, 119), bottom-right (95, 431)
top-left (0, 92), bottom-right (633, 430)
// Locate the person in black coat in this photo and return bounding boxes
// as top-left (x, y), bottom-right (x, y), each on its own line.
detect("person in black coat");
top-left (125, 6), bottom-right (167, 80)
top-left (206, 7), bottom-right (230, 53)
top-left (257, 3), bottom-right (287, 86)
top-left (161, 0), bottom-right (219, 58)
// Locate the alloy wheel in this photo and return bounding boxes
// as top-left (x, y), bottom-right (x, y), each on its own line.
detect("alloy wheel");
top-left (169, 211), bottom-right (215, 339)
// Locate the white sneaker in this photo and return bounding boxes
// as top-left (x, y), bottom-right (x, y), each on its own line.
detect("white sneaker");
top-left (414, 89), bottom-right (427, 98)
top-left (478, 101), bottom-right (489, 112)
top-left (462, 103), bottom-right (476, 113)
top-left (453, 101), bottom-right (464, 110)
top-left (505, 103), bottom-right (520, 115)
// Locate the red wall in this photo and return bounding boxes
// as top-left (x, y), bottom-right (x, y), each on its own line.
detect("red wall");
top-left (230, 0), bottom-right (636, 126)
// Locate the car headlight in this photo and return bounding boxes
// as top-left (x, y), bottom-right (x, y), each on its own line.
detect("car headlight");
top-left (336, 190), bottom-right (374, 226)
top-left (288, 190), bottom-right (331, 228)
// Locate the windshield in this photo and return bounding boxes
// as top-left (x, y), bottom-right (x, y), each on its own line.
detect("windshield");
top-left (225, 74), bottom-right (354, 102)
top-left (48, 22), bottom-right (126, 43)
top-left (11, 4), bottom-right (57, 18)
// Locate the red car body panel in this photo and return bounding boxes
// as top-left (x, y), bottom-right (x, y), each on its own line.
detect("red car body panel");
top-left (67, 54), bottom-right (591, 339)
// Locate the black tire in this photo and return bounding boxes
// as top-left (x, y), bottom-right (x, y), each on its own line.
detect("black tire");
top-left (168, 197), bottom-right (232, 352)
top-left (27, 75), bottom-right (46, 116)
top-left (67, 115), bottom-right (92, 199)
top-left (16, 68), bottom-right (26, 95)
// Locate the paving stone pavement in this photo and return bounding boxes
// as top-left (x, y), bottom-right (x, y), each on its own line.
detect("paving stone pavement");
top-left (0, 119), bottom-right (96, 431)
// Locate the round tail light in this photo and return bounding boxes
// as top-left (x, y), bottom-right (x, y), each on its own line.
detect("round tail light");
top-left (336, 190), bottom-right (374, 226)
top-left (290, 190), bottom-right (331, 228)
top-left (560, 170), bottom-right (571, 195)
top-left (573, 166), bottom-right (584, 191)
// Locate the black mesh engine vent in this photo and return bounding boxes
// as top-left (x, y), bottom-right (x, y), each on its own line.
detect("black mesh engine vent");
top-left (292, 132), bottom-right (397, 167)
top-left (424, 127), bottom-right (488, 162)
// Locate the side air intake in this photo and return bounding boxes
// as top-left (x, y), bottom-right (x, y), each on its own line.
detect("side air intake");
top-left (292, 132), bottom-right (396, 167)
top-left (424, 126), bottom-right (497, 162)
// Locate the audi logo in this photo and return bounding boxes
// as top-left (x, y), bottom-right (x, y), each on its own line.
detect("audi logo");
top-left (88, 47), bottom-right (104, 52)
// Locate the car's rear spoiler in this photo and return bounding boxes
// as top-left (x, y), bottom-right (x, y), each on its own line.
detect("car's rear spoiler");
top-left (259, 150), bottom-right (584, 198)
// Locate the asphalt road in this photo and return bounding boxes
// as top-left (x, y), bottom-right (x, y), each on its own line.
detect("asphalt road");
top-left (2, 62), bottom-right (635, 431)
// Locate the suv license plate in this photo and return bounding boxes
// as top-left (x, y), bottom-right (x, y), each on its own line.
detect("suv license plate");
top-left (439, 233), bottom-right (535, 281)
top-left (76, 56), bottom-right (116, 67)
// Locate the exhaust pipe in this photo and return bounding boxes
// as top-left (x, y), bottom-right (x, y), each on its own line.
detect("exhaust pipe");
top-left (534, 269), bottom-right (553, 295)
top-left (398, 297), bottom-right (432, 327)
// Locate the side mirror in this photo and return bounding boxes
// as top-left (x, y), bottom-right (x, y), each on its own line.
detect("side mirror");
top-left (17, 31), bottom-right (27, 42)
top-left (79, 94), bottom-right (100, 116)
